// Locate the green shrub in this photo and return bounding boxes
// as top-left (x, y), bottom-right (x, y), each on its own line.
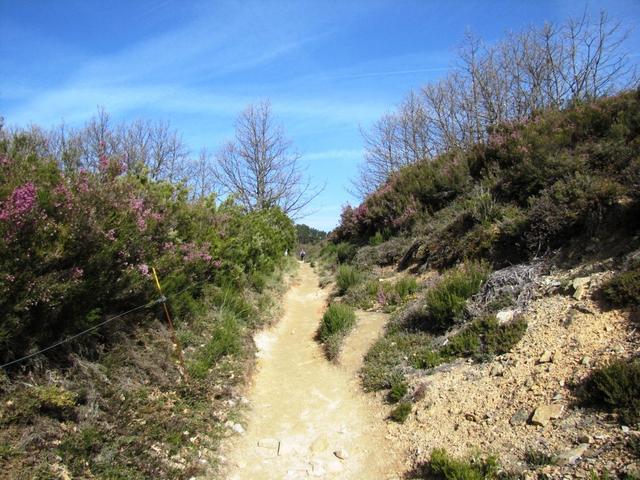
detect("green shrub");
top-left (336, 265), bottom-right (363, 295)
top-left (420, 262), bottom-right (490, 331)
top-left (603, 264), bottom-right (640, 308)
top-left (188, 311), bottom-right (242, 379)
top-left (388, 379), bottom-right (408, 403)
top-left (2, 385), bottom-right (78, 424)
top-left (389, 401), bottom-right (412, 423)
top-left (361, 331), bottom-right (432, 391)
top-left (210, 285), bottom-right (255, 322)
top-left (318, 304), bottom-right (356, 360)
top-left (442, 316), bottom-right (527, 360)
top-left (426, 448), bottom-right (501, 480)
top-left (524, 448), bottom-right (556, 467)
top-left (0, 130), bottom-right (295, 366)
top-left (525, 173), bottom-right (624, 252)
top-left (394, 276), bottom-right (419, 299)
top-left (577, 358), bottom-right (640, 425)
top-left (335, 242), bottom-right (357, 264)
top-left (412, 349), bottom-right (445, 369)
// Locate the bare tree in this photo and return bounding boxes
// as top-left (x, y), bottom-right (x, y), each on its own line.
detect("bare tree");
top-left (213, 101), bottom-right (321, 218)
top-left (353, 9), bottom-right (636, 197)
top-left (353, 90), bottom-right (435, 198)
top-left (189, 148), bottom-right (217, 200)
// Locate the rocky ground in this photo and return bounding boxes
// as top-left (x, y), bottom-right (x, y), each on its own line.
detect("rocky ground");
top-left (382, 266), bottom-right (639, 478)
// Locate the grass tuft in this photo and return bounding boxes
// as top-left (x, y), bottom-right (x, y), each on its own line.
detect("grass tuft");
top-left (389, 401), bottom-right (412, 423)
top-left (318, 303), bottom-right (357, 360)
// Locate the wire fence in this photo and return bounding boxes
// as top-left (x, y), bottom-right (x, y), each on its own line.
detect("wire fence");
top-left (0, 272), bottom-right (216, 370)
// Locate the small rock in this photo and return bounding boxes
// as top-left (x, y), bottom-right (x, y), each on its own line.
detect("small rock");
top-left (553, 393), bottom-right (564, 401)
top-left (489, 364), bottom-right (505, 377)
top-left (577, 434), bottom-right (592, 444)
top-left (538, 350), bottom-right (554, 364)
top-left (621, 425), bottom-right (630, 433)
top-left (334, 448), bottom-right (349, 460)
top-left (496, 310), bottom-right (515, 324)
top-left (510, 409), bottom-right (529, 426)
top-left (231, 423), bottom-right (245, 435)
top-left (530, 404), bottom-right (564, 426)
top-left (572, 277), bottom-right (591, 289)
top-left (465, 413), bottom-right (477, 422)
top-left (573, 285), bottom-right (587, 300)
top-left (581, 357), bottom-right (591, 367)
top-left (556, 443), bottom-right (589, 465)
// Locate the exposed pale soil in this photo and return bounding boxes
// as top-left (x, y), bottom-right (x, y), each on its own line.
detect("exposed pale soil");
top-left (222, 261), bottom-right (639, 479)
top-left (223, 262), bottom-right (404, 479)
top-left (387, 270), bottom-right (640, 478)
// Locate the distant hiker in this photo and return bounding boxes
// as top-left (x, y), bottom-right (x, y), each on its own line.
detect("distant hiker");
top-left (299, 249), bottom-right (306, 261)
top-left (284, 249), bottom-right (288, 257)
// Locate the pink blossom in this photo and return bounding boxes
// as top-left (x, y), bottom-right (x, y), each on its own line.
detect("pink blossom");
top-left (377, 289), bottom-right (387, 306)
top-left (213, 260), bottom-right (222, 269)
top-left (0, 182), bottom-right (38, 224)
top-left (137, 264), bottom-right (151, 277)
top-left (71, 267), bottom-right (84, 279)
top-left (77, 171), bottom-right (90, 193)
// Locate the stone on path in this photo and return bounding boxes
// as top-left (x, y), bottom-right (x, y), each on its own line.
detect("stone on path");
top-left (556, 443), bottom-right (589, 465)
top-left (530, 404), bottom-right (564, 426)
top-left (538, 350), bottom-right (554, 364)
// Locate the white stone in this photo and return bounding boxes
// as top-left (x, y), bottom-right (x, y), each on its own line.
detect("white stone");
top-left (496, 310), bottom-right (516, 324)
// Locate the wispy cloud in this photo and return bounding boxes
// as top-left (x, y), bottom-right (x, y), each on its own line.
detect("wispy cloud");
top-left (303, 149), bottom-right (363, 161)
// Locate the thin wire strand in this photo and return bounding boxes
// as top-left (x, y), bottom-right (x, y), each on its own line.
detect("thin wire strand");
top-left (0, 300), bottom-right (157, 369)
top-left (0, 270), bottom-right (219, 370)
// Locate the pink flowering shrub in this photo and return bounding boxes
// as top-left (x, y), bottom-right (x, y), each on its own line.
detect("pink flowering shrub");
top-left (0, 131), bottom-right (295, 364)
top-left (333, 91), bottom-right (639, 269)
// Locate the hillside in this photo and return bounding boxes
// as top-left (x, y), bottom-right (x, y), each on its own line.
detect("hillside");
top-left (316, 91), bottom-right (640, 479)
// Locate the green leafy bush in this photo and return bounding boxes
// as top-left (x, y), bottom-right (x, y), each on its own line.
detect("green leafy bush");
top-left (188, 310), bottom-right (243, 379)
top-left (318, 304), bottom-right (356, 360)
top-left (361, 331), bottom-right (432, 391)
top-left (577, 358), bottom-right (640, 425)
top-left (0, 131), bottom-right (295, 366)
top-left (524, 448), bottom-right (556, 467)
top-left (389, 401), bottom-right (412, 423)
top-left (602, 263), bottom-right (640, 308)
top-left (411, 317), bottom-right (526, 370)
top-left (416, 262), bottom-right (490, 332)
top-left (336, 265), bottom-right (363, 295)
top-left (335, 242), bottom-right (357, 264)
top-left (425, 448), bottom-right (501, 480)
top-left (525, 173), bottom-right (624, 252)
top-left (388, 379), bottom-right (408, 403)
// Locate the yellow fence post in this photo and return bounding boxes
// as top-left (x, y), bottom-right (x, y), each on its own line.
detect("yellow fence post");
top-left (151, 267), bottom-right (189, 382)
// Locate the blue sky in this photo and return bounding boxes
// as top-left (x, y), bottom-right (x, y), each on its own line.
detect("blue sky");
top-left (1, 1), bottom-right (639, 231)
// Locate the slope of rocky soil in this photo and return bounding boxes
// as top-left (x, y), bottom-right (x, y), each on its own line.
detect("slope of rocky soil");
top-left (372, 262), bottom-right (640, 478)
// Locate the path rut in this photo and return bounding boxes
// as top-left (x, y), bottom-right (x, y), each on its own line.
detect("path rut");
top-left (225, 262), bottom-right (402, 479)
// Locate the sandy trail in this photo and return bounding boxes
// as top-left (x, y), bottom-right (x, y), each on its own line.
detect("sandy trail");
top-left (225, 262), bottom-right (402, 479)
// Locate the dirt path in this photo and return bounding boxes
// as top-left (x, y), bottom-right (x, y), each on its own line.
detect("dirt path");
top-left (224, 262), bottom-right (403, 479)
